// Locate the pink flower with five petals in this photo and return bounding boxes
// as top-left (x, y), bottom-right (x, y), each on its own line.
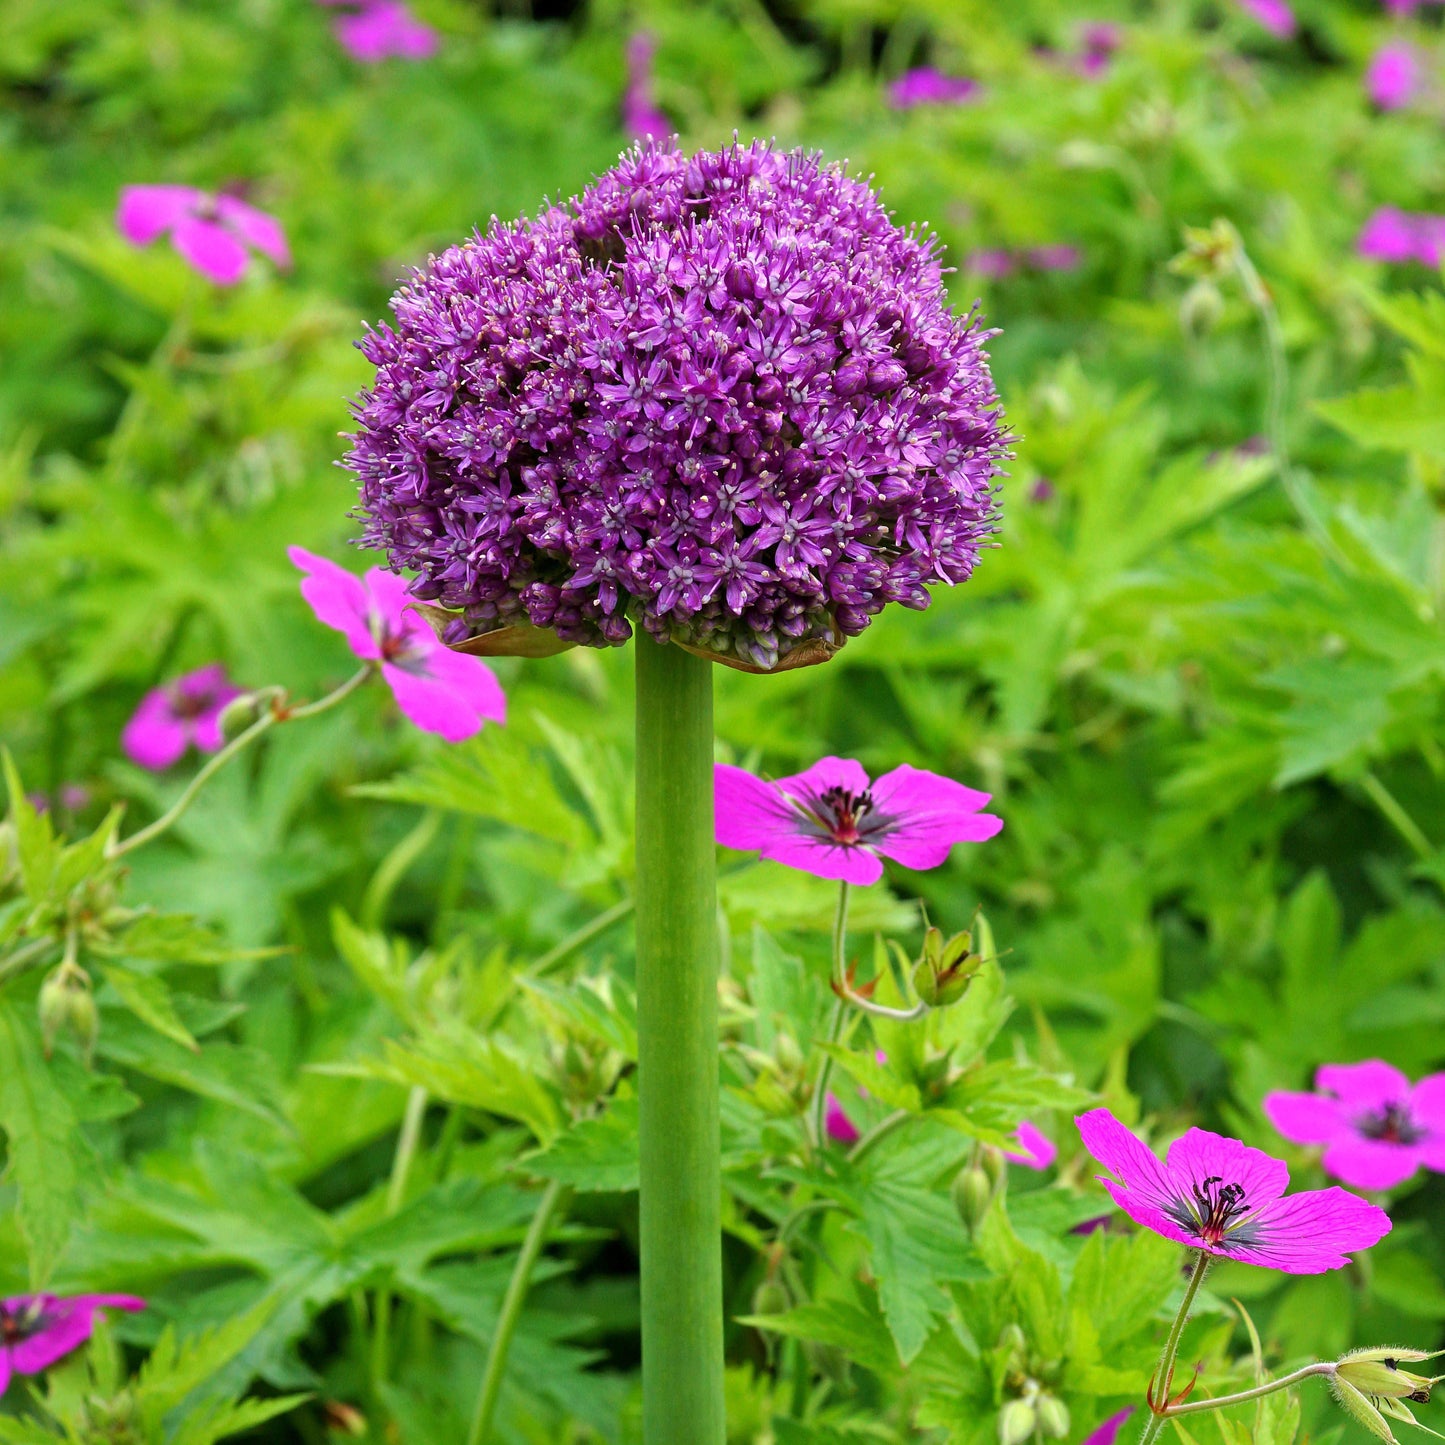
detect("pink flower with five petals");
top-left (1075, 1107), bottom-right (1390, 1273)
top-left (117, 186), bottom-right (290, 286)
top-left (0, 1294), bottom-right (144, 1396)
top-left (121, 664), bottom-right (242, 772)
top-left (289, 548), bottom-right (505, 741)
top-left (714, 757), bottom-right (1002, 886)
top-left (1264, 1060), bottom-right (1445, 1191)
top-left (320, 0), bottom-right (438, 63)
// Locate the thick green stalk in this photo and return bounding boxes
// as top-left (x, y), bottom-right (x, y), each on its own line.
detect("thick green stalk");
top-left (1139, 1251), bottom-right (1211, 1445)
top-left (634, 638), bottom-right (725, 1445)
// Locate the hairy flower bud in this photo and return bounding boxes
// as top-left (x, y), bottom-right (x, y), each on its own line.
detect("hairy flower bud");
top-left (996, 1323), bottom-right (1028, 1373)
top-left (217, 691), bottom-right (265, 742)
top-left (953, 1164), bottom-right (996, 1234)
top-left (1037, 1396), bottom-right (1071, 1439)
top-left (751, 1279), bottom-right (791, 1317)
top-left (998, 1399), bottom-right (1037, 1445)
top-left (912, 922), bottom-right (985, 1008)
top-left (39, 961), bottom-right (98, 1063)
top-left (1337, 1348), bottom-right (1444, 1403)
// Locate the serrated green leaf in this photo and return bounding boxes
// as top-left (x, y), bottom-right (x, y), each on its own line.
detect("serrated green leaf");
top-left (100, 963), bottom-right (199, 1051)
top-left (738, 1297), bottom-right (899, 1378)
top-left (525, 1092), bottom-right (639, 1192)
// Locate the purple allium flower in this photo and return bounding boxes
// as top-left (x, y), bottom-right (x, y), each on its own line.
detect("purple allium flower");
top-left (623, 33), bottom-right (670, 142)
top-left (1367, 43), bottom-right (1421, 111)
top-left (888, 67), bottom-right (982, 109)
top-left (122, 664), bottom-right (242, 771)
top-left (117, 186), bottom-right (290, 286)
top-left (1081, 1409), bottom-right (1136, 1445)
top-left (1358, 207), bottom-right (1445, 265)
top-left (323, 0), bottom-right (438, 63)
top-left (0, 1293), bottom-right (144, 1395)
top-left (1264, 1061), bottom-right (1445, 1192)
top-left (825, 1092), bottom-right (861, 1144)
top-left (1004, 1120), bottom-right (1057, 1170)
top-left (289, 548), bottom-right (505, 741)
top-left (1075, 1108), bottom-right (1391, 1273)
top-left (1234, 0), bottom-right (1297, 36)
top-left (345, 142), bottom-right (1008, 672)
top-left (713, 756), bottom-right (1001, 886)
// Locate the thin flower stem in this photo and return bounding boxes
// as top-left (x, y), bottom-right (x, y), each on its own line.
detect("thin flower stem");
top-left (0, 937), bottom-right (58, 985)
top-left (1359, 771), bottom-right (1434, 861)
top-left (809, 880), bottom-right (851, 1150)
top-left (109, 666), bottom-right (372, 859)
top-left (466, 1178), bottom-right (570, 1445)
top-left (370, 1085), bottom-right (429, 1389)
top-left (847, 1108), bottom-right (911, 1164)
top-left (832, 980), bottom-right (927, 1021)
top-left (1162, 1362), bottom-right (1338, 1418)
top-left (528, 896), bottom-right (635, 977)
top-left (362, 809), bottom-right (442, 931)
top-left (1139, 1250), bottom-right (1211, 1445)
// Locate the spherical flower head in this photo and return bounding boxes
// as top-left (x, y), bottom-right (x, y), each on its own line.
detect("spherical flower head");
top-left (0, 1293), bottom-right (144, 1395)
top-left (345, 141), bottom-right (1008, 673)
top-left (1075, 1107), bottom-right (1391, 1273)
top-left (1264, 1060), bottom-right (1445, 1191)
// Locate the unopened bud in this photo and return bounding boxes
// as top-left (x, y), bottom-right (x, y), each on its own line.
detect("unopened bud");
top-left (981, 1146), bottom-right (1008, 1192)
top-left (38, 962), bottom-right (97, 1063)
top-left (217, 692), bottom-right (266, 742)
top-left (1180, 280), bottom-right (1224, 336)
top-left (1331, 1373), bottom-right (1398, 1444)
top-left (322, 1401), bottom-right (368, 1437)
top-left (751, 1279), bottom-right (791, 1317)
top-left (912, 924), bottom-right (981, 1008)
top-left (998, 1399), bottom-right (1037, 1445)
top-left (953, 1165), bottom-right (995, 1234)
top-left (774, 1033), bottom-right (803, 1075)
top-left (1037, 1396), bottom-right (1070, 1439)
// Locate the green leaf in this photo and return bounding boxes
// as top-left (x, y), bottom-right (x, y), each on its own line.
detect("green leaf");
top-left (738, 1297), bottom-right (900, 1378)
top-left (818, 1043), bottom-right (922, 1113)
top-left (0, 1001), bottom-right (81, 1286)
top-left (976, 1206), bottom-right (1065, 1359)
top-left (99, 964), bottom-right (199, 1051)
top-left (525, 1091), bottom-right (640, 1192)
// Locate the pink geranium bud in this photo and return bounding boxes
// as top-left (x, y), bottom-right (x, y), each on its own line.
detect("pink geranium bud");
top-left (0, 1294), bottom-right (144, 1395)
top-left (713, 756), bottom-right (1001, 886)
top-left (117, 186), bottom-right (290, 286)
top-left (121, 664), bottom-right (242, 771)
top-left (288, 547), bottom-right (506, 742)
top-left (1235, 0), bottom-right (1297, 36)
top-left (1367, 43), bottom-right (1421, 111)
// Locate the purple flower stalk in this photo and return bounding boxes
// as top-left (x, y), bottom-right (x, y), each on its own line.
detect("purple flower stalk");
top-left (623, 33), bottom-right (670, 141)
top-left (888, 67), bottom-right (982, 109)
top-left (1264, 1060), bottom-right (1445, 1191)
top-left (714, 756), bottom-right (1001, 886)
top-left (1234, 0), bottom-right (1297, 36)
top-left (117, 186), bottom-right (290, 286)
top-left (321, 0), bottom-right (438, 62)
top-left (122, 664), bottom-right (242, 771)
top-left (1358, 207), bottom-right (1445, 266)
top-left (0, 1294), bottom-right (144, 1395)
top-left (1004, 1120), bottom-right (1057, 1170)
top-left (1367, 43), bottom-right (1421, 111)
top-left (289, 548), bottom-right (506, 741)
top-left (345, 142), bottom-right (1008, 671)
top-left (1075, 1108), bottom-right (1391, 1273)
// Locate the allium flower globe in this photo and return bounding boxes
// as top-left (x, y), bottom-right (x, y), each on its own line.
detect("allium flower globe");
top-left (346, 141), bottom-right (1009, 673)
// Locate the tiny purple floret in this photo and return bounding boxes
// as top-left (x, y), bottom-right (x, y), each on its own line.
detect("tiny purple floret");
top-left (0, 1294), bottom-right (144, 1396)
top-left (1075, 1107), bottom-right (1391, 1273)
top-left (1004, 1120), bottom-right (1057, 1170)
top-left (1367, 43), bottom-right (1420, 111)
top-left (117, 186), bottom-right (290, 286)
top-left (714, 756), bottom-right (1001, 886)
top-left (289, 547), bottom-right (506, 742)
top-left (122, 664), bottom-right (242, 772)
top-left (888, 68), bottom-right (981, 109)
top-left (1264, 1060), bottom-right (1445, 1192)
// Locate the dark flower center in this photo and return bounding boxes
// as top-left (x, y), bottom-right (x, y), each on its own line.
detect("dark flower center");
top-left (1357, 1103), bottom-right (1423, 1145)
top-left (0, 1301), bottom-right (49, 1344)
top-left (1188, 1176), bottom-right (1250, 1246)
top-left (816, 785), bottom-right (875, 845)
top-left (167, 685), bottom-right (219, 720)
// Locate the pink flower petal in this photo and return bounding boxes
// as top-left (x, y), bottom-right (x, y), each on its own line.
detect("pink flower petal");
top-left (0, 1348), bottom-right (10, 1396)
top-left (774, 756), bottom-right (872, 802)
top-left (1165, 1127), bottom-right (1290, 1208)
top-left (121, 689), bottom-right (191, 771)
top-left (171, 214), bottom-right (250, 286)
top-left (380, 656), bottom-right (502, 741)
top-left (825, 1093), bottom-right (860, 1145)
top-left (288, 546), bottom-right (381, 660)
top-left (868, 763), bottom-right (1003, 871)
top-left (1235, 0), bottom-right (1296, 36)
top-left (1358, 207), bottom-right (1420, 264)
top-left (6, 1295), bottom-right (141, 1375)
top-left (1408, 1072), bottom-right (1445, 1133)
top-left (334, 1), bottom-right (437, 63)
top-left (116, 184), bottom-right (204, 246)
top-left (888, 67), bottom-right (981, 109)
top-left (1082, 1409), bottom-right (1135, 1445)
top-left (214, 196), bottom-right (291, 268)
top-left (1367, 43), bottom-right (1420, 111)
top-left (1263, 1089), bottom-right (1350, 1145)
top-left (757, 830), bottom-right (885, 886)
top-left (1320, 1136), bottom-right (1421, 1191)
top-left (1076, 1108), bottom-right (1178, 1214)
top-left (1004, 1120), bottom-right (1057, 1169)
top-left (1316, 1060), bottom-right (1411, 1114)
top-left (361, 565), bottom-right (416, 639)
top-left (410, 642), bottom-right (507, 724)
top-left (1232, 1186), bottom-right (1391, 1272)
top-left (714, 763), bottom-right (801, 852)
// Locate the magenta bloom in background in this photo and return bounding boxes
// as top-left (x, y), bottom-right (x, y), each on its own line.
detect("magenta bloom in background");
top-left (0, 1294), bottom-right (143, 1395)
top-left (1367, 43), bottom-right (1421, 110)
top-left (326, 0), bottom-right (438, 63)
top-left (117, 186), bottom-right (289, 286)
top-left (889, 67), bottom-right (981, 108)
top-left (1075, 1108), bottom-right (1391, 1272)
top-left (825, 1093), bottom-right (861, 1145)
top-left (714, 757), bottom-right (1001, 886)
top-left (1358, 207), bottom-right (1445, 266)
top-left (1264, 1060), bottom-right (1445, 1191)
top-left (289, 548), bottom-right (505, 742)
top-left (1005, 1120), bottom-right (1057, 1170)
top-left (122, 664), bottom-right (241, 771)
top-left (1076, 23), bottom-right (1122, 77)
top-left (623, 33), bottom-right (670, 141)
top-left (1025, 244), bottom-right (1083, 272)
top-left (1235, 0), bottom-right (1297, 35)
top-left (1082, 1409), bottom-right (1136, 1445)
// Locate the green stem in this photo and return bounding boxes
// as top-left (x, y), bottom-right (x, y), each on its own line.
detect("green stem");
top-left (109, 667), bottom-right (371, 859)
top-left (466, 1178), bottom-right (570, 1445)
top-left (1359, 771), bottom-right (1434, 861)
top-left (809, 881), bottom-right (852, 1150)
top-left (634, 638), bottom-right (725, 1445)
top-left (847, 1108), bottom-right (911, 1164)
top-left (370, 1085), bottom-right (429, 1390)
top-left (1139, 1250), bottom-right (1211, 1445)
top-left (529, 896), bottom-right (635, 977)
top-left (1163, 1362), bottom-right (1337, 1418)
top-left (362, 810), bottom-right (442, 931)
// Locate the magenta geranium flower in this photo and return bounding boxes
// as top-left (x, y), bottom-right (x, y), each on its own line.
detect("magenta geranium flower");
top-left (714, 757), bottom-right (1002, 886)
top-left (1358, 207), bottom-right (1445, 266)
top-left (0, 1293), bottom-right (144, 1395)
top-left (1264, 1061), bottom-right (1445, 1191)
top-left (623, 33), bottom-right (670, 141)
top-left (1234, 0), bottom-right (1297, 36)
top-left (1367, 43), bottom-right (1421, 111)
top-left (320, 0), bottom-right (438, 63)
top-left (117, 186), bottom-right (290, 286)
top-left (1081, 1409), bottom-right (1135, 1445)
top-left (289, 547), bottom-right (505, 742)
top-left (889, 67), bottom-right (981, 109)
top-left (1004, 1120), bottom-right (1057, 1170)
top-left (121, 664), bottom-right (242, 771)
top-left (1075, 24), bottom-right (1122, 78)
top-left (1075, 1108), bottom-right (1391, 1273)
top-left (824, 1093), bottom-right (861, 1145)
